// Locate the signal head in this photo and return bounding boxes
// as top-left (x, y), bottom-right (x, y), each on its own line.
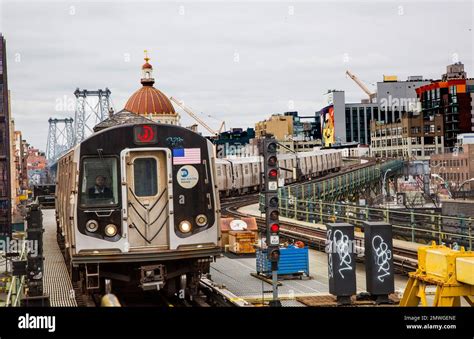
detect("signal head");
top-left (267, 142), bottom-right (277, 153)
top-left (270, 210), bottom-right (279, 220)
top-left (268, 155), bottom-right (277, 166)
top-left (270, 223), bottom-right (279, 233)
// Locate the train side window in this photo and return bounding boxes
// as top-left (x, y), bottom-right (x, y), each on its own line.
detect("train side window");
top-left (80, 157), bottom-right (118, 207)
top-left (134, 158), bottom-right (158, 197)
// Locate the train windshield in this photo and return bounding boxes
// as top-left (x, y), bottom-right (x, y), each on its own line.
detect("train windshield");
top-left (80, 157), bottom-right (119, 207)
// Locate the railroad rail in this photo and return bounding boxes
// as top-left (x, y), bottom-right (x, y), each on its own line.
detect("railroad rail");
top-left (276, 198), bottom-right (473, 250)
top-left (221, 194), bottom-right (419, 274)
top-left (92, 277), bottom-right (248, 307)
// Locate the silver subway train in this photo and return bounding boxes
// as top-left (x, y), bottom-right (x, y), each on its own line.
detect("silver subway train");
top-left (216, 149), bottom-right (343, 196)
top-left (55, 120), bottom-right (221, 299)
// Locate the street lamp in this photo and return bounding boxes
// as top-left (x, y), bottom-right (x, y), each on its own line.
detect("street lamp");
top-left (382, 168), bottom-right (392, 205)
top-left (457, 178), bottom-right (474, 199)
top-left (431, 173), bottom-right (453, 199)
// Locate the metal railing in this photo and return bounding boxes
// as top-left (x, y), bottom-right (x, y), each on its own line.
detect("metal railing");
top-left (279, 159), bottom-right (404, 202)
top-left (4, 240), bottom-right (27, 307)
top-left (275, 197), bottom-right (473, 250)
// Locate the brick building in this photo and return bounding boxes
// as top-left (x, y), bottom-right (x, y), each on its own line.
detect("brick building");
top-left (0, 34), bottom-right (11, 236)
top-left (416, 63), bottom-right (474, 149)
top-left (430, 136), bottom-right (474, 192)
top-left (255, 114), bottom-right (293, 140)
top-left (370, 112), bottom-right (444, 159)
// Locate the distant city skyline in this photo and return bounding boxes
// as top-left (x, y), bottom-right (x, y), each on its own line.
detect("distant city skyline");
top-left (0, 0), bottom-right (472, 150)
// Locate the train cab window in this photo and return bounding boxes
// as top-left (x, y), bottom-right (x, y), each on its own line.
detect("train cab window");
top-left (80, 157), bottom-right (118, 207)
top-left (133, 158), bottom-right (158, 197)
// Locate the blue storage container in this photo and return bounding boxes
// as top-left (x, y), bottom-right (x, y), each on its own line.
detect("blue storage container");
top-left (256, 246), bottom-right (309, 277)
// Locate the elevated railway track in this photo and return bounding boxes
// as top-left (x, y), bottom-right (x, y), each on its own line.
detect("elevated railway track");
top-left (221, 194), bottom-right (419, 274)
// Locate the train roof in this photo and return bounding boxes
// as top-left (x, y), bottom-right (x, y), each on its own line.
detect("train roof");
top-left (216, 156), bottom-right (260, 164)
top-left (215, 148), bottom-right (341, 164)
top-left (93, 109), bottom-right (154, 132)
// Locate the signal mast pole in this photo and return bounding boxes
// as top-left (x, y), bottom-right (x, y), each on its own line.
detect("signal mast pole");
top-left (261, 135), bottom-right (281, 307)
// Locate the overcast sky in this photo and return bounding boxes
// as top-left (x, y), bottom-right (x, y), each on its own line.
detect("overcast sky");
top-left (0, 0), bottom-right (472, 150)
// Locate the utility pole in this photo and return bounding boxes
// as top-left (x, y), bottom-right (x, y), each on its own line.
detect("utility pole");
top-left (261, 136), bottom-right (281, 307)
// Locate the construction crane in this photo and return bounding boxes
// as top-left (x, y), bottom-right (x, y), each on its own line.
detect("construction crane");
top-left (218, 121), bottom-right (226, 134)
top-left (205, 114), bottom-right (226, 133)
top-left (169, 96), bottom-right (219, 135)
top-left (345, 70), bottom-right (376, 102)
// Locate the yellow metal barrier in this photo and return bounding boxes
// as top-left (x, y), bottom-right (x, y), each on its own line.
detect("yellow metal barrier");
top-left (400, 242), bottom-right (474, 307)
top-left (100, 293), bottom-right (121, 307)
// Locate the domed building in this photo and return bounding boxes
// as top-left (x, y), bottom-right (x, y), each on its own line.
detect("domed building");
top-left (124, 52), bottom-right (180, 125)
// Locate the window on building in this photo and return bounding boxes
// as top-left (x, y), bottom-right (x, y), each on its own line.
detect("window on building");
top-left (394, 111), bottom-right (400, 122)
top-left (387, 109), bottom-right (393, 124)
top-left (352, 108), bottom-right (358, 141)
top-left (359, 108), bottom-right (366, 144)
top-left (345, 108), bottom-right (351, 142)
top-left (366, 107), bottom-right (372, 144)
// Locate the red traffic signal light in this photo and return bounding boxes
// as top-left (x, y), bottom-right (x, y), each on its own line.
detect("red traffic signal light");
top-left (269, 169), bottom-right (278, 178)
top-left (270, 223), bottom-right (279, 233)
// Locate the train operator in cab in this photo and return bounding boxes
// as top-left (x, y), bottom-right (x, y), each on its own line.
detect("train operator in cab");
top-left (88, 175), bottom-right (113, 199)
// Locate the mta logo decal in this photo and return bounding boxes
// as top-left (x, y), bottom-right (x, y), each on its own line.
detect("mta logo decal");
top-left (180, 168), bottom-right (189, 177)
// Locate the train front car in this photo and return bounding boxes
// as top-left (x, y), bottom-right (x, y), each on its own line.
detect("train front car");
top-left (68, 123), bottom-right (220, 298)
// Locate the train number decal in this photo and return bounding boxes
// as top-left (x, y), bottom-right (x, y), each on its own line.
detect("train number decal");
top-left (134, 124), bottom-right (158, 144)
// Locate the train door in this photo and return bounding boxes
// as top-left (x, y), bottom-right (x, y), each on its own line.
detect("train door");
top-left (234, 164), bottom-right (243, 191)
top-left (252, 162), bottom-right (259, 188)
top-left (216, 163), bottom-right (224, 191)
top-left (306, 155), bottom-right (312, 174)
top-left (311, 155), bottom-right (317, 176)
top-left (225, 163), bottom-right (232, 192)
top-left (301, 157), bottom-right (308, 177)
top-left (122, 149), bottom-right (171, 249)
top-left (243, 163), bottom-right (250, 190)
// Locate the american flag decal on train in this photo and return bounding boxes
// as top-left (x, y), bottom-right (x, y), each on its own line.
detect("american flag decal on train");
top-left (173, 148), bottom-right (201, 165)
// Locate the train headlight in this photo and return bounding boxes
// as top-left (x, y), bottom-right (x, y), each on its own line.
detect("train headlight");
top-left (86, 220), bottom-right (99, 233)
top-left (195, 214), bottom-right (208, 227)
top-left (105, 224), bottom-right (118, 237)
top-left (178, 220), bottom-right (192, 233)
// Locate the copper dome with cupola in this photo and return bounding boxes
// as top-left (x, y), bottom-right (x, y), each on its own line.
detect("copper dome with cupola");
top-left (124, 51), bottom-right (179, 125)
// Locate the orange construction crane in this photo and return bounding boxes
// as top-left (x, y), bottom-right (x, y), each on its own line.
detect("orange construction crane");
top-left (345, 70), bottom-right (376, 103)
top-left (169, 97), bottom-right (218, 135)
